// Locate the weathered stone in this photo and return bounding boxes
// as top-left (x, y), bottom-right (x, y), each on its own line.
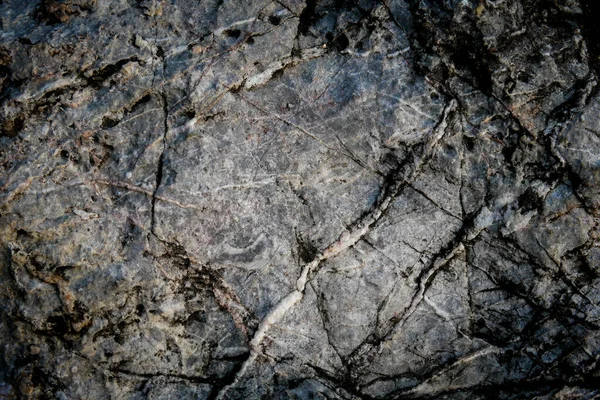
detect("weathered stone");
top-left (0, 0), bottom-right (599, 398)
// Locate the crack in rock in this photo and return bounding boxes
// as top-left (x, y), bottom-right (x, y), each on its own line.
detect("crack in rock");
top-left (1, 0), bottom-right (600, 398)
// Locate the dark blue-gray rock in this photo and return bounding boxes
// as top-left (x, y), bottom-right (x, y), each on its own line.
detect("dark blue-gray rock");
top-left (1, 0), bottom-right (599, 398)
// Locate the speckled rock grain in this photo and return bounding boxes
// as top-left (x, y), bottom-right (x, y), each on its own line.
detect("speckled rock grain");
top-left (1, 0), bottom-right (599, 398)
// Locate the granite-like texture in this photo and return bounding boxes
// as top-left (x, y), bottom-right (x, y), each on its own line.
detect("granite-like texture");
top-left (1, 0), bottom-right (599, 398)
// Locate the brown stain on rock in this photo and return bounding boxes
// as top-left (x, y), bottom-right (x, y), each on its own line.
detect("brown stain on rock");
top-left (35, 0), bottom-right (96, 24)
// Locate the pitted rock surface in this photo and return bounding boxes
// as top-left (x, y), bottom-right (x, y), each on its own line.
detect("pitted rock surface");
top-left (1, 0), bottom-right (599, 398)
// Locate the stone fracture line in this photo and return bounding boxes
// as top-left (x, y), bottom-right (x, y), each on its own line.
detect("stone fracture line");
top-left (150, 71), bottom-right (170, 234)
top-left (341, 243), bottom-right (466, 381)
top-left (387, 242), bottom-right (465, 338)
top-left (215, 100), bottom-right (457, 399)
top-left (191, 267), bottom-right (259, 338)
top-left (346, 216), bottom-right (481, 378)
top-left (166, 45), bottom-right (327, 125)
top-left (95, 179), bottom-right (205, 212)
top-left (391, 346), bottom-right (500, 399)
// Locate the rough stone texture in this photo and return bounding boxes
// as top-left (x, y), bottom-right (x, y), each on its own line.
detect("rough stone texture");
top-left (1, 0), bottom-right (599, 398)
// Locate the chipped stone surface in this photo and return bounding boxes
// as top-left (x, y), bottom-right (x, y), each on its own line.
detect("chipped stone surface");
top-left (0, 0), bottom-right (599, 398)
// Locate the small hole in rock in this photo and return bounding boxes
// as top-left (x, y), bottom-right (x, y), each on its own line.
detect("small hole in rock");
top-left (269, 15), bottom-right (281, 25)
top-left (272, 68), bottom-right (284, 80)
top-left (331, 33), bottom-right (349, 51)
top-left (224, 29), bottom-right (241, 39)
top-left (101, 117), bottom-right (119, 129)
top-left (464, 136), bottom-right (475, 151)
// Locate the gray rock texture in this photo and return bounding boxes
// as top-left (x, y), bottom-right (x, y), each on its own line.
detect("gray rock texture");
top-left (1, 0), bottom-right (600, 398)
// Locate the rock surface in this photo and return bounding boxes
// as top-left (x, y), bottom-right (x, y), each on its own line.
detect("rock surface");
top-left (1, 0), bottom-right (599, 398)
